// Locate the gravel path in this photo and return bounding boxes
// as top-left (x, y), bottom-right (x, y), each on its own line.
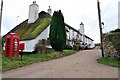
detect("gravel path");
top-left (2, 50), bottom-right (118, 78)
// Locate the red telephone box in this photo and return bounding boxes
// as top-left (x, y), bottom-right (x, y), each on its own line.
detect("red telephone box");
top-left (5, 33), bottom-right (20, 57)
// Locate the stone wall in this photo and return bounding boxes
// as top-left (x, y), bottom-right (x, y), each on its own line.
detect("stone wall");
top-left (103, 34), bottom-right (118, 59)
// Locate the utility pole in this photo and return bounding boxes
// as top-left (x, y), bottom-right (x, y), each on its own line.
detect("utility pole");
top-left (97, 0), bottom-right (104, 57)
top-left (0, 0), bottom-right (3, 36)
top-left (0, 0), bottom-right (3, 52)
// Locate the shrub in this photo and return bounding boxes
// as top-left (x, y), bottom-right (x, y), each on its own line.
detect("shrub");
top-left (65, 44), bottom-right (72, 50)
top-left (103, 29), bottom-right (120, 60)
top-left (73, 44), bottom-right (80, 51)
top-left (108, 33), bottom-right (120, 59)
top-left (49, 10), bottom-right (66, 51)
top-left (34, 39), bottom-right (48, 53)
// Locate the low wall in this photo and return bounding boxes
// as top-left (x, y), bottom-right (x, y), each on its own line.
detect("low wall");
top-left (103, 33), bottom-right (120, 60)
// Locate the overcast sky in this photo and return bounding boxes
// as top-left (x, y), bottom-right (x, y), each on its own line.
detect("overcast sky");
top-left (1, 0), bottom-right (119, 43)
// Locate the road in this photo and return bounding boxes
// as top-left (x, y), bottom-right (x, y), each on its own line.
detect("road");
top-left (2, 50), bottom-right (118, 78)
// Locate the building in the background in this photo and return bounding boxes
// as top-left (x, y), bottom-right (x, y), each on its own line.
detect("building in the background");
top-left (66, 23), bottom-right (94, 48)
top-left (65, 23), bottom-right (82, 47)
top-left (28, 1), bottom-right (39, 23)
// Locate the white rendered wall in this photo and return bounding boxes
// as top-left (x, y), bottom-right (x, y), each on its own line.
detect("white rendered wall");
top-left (90, 40), bottom-right (95, 48)
top-left (74, 32), bottom-right (77, 40)
top-left (20, 26), bottom-right (50, 52)
top-left (86, 38), bottom-right (94, 48)
top-left (28, 3), bottom-right (39, 23)
top-left (66, 32), bottom-right (69, 40)
top-left (47, 26), bottom-right (50, 38)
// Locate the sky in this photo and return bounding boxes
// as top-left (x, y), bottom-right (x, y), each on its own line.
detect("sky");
top-left (1, 0), bottom-right (119, 43)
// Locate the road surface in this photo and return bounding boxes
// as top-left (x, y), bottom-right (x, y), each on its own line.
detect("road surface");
top-left (2, 50), bottom-right (118, 78)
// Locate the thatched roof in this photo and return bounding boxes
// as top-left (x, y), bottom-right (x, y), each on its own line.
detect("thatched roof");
top-left (5, 11), bottom-right (51, 41)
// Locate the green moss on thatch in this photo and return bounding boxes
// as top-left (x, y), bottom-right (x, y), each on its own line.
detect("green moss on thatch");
top-left (15, 17), bottom-right (51, 40)
top-left (31, 18), bottom-right (51, 38)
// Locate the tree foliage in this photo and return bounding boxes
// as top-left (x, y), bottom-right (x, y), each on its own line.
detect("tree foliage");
top-left (49, 10), bottom-right (66, 51)
top-left (110, 28), bottom-right (120, 33)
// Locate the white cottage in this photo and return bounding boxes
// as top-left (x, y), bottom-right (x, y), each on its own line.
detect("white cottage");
top-left (5, 1), bottom-right (94, 52)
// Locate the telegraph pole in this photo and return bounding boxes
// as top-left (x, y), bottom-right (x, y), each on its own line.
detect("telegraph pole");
top-left (0, 0), bottom-right (3, 52)
top-left (0, 0), bottom-right (3, 36)
top-left (97, 0), bottom-right (104, 57)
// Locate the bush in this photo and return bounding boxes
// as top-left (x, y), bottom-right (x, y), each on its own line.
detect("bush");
top-left (65, 44), bottom-right (72, 50)
top-left (108, 33), bottom-right (120, 56)
top-left (110, 28), bottom-right (120, 33)
top-left (73, 44), bottom-right (80, 51)
top-left (34, 39), bottom-right (48, 53)
top-left (103, 29), bottom-right (120, 60)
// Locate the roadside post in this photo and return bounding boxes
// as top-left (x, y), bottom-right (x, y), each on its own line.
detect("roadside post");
top-left (20, 43), bottom-right (25, 60)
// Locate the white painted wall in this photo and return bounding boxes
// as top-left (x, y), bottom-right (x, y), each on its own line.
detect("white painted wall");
top-left (86, 38), bottom-right (94, 48)
top-left (28, 2), bottom-right (39, 23)
top-left (69, 29), bottom-right (73, 40)
top-left (74, 32), bottom-right (77, 40)
top-left (20, 25), bottom-right (50, 52)
top-left (66, 32), bottom-right (69, 40)
top-left (90, 40), bottom-right (95, 48)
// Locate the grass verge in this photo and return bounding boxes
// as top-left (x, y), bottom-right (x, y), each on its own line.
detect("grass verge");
top-left (97, 57), bottom-right (120, 68)
top-left (0, 52), bottom-right (2, 71)
top-left (2, 50), bottom-right (76, 72)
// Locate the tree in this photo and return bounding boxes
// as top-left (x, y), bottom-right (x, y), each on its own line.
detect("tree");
top-left (49, 10), bottom-right (66, 51)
